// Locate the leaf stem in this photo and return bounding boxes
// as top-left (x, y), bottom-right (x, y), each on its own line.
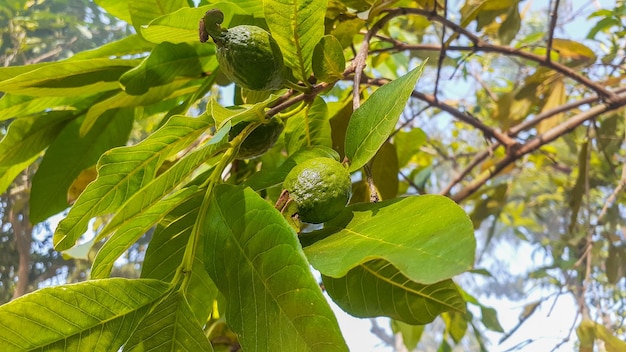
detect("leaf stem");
top-left (173, 123), bottom-right (259, 291)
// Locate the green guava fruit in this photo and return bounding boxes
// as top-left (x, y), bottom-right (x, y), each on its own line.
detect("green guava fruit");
top-left (283, 157), bottom-right (352, 224)
top-left (200, 9), bottom-right (285, 91)
top-left (229, 118), bottom-right (284, 159)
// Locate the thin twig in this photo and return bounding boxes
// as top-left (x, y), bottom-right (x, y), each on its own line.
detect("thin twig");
top-left (546, 0), bottom-right (561, 63)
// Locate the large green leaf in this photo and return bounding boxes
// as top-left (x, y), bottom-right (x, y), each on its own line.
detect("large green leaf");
top-left (0, 94), bottom-right (80, 121)
top-left (284, 97), bottom-right (332, 154)
top-left (90, 125), bottom-right (230, 278)
top-left (70, 35), bottom-right (155, 60)
top-left (125, 292), bottom-right (214, 352)
top-left (0, 111), bottom-right (75, 169)
top-left (81, 80), bottom-right (207, 135)
top-left (264, 0), bottom-right (327, 82)
top-left (0, 59), bottom-right (138, 97)
top-left (204, 185), bottom-right (348, 352)
top-left (323, 259), bottom-right (465, 324)
top-left (345, 64), bottom-right (424, 172)
top-left (142, 193), bottom-right (218, 323)
top-left (120, 42), bottom-right (215, 95)
top-left (303, 195), bottom-right (475, 284)
top-left (30, 109), bottom-right (134, 223)
top-left (54, 113), bottom-right (214, 251)
top-left (94, 0), bottom-right (132, 23)
top-left (128, 0), bottom-right (189, 31)
top-left (91, 187), bottom-right (199, 279)
top-left (0, 278), bottom-right (171, 352)
top-left (141, 4), bottom-right (247, 44)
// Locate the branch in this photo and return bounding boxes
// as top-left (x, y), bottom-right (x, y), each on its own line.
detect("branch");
top-left (451, 91), bottom-right (626, 202)
top-left (440, 86), bottom-right (626, 196)
top-left (546, 0), bottom-right (561, 63)
top-left (381, 8), bottom-right (618, 101)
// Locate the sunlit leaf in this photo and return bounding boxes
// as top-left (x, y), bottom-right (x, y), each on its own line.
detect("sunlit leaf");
top-left (312, 35), bottom-right (346, 82)
top-left (285, 97), bottom-right (332, 154)
top-left (264, 0), bottom-right (327, 82)
top-left (54, 113), bottom-right (215, 251)
top-left (125, 292), bottom-right (214, 352)
top-left (303, 195), bottom-right (475, 284)
top-left (0, 279), bottom-right (171, 352)
top-left (30, 109), bottom-right (134, 223)
top-left (204, 185), bottom-right (348, 351)
top-left (345, 64), bottom-right (424, 172)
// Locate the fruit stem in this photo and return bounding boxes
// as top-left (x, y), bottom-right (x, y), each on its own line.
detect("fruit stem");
top-left (200, 9), bottom-right (227, 45)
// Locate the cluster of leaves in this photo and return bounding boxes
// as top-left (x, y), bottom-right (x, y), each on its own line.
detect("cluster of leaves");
top-left (0, 0), bottom-right (478, 351)
top-left (1, 0), bottom-right (626, 350)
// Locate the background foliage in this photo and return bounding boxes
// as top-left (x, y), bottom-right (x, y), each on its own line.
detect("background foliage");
top-left (0, 0), bottom-right (625, 351)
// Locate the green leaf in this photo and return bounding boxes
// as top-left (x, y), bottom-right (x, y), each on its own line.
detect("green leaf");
top-left (142, 192), bottom-right (218, 324)
top-left (0, 94), bottom-right (78, 121)
top-left (91, 187), bottom-right (199, 279)
top-left (394, 127), bottom-right (427, 167)
top-left (90, 125), bottom-right (229, 278)
top-left (128, 0), bottom-right (189, 31)
top-left (94, 0), bottom-right (132, 23)
top-left (551, 39), bottom-right (597, 65)
top-left (141, 4), bottom-right (246, 44)
top-left (284, 97), bottom-right (332, 154)
top-left (264, 0), bottom-right (327, 82)
top-left (70, 35), bottom-right (155, 60)
top-left (0, 155), bottom-right (39, 194)
top-left (323, 259), bottom-right (466, 324)
top-left (498, 5), bottom-right (520, 45)
top-left (0, 111), bottom-right (75, 168)
top-left (312, 35), bottom-right (346, 82)
top-left (0, 278), bottom-right (171, 352)
top-left (391, 320), bottom-right (424, 351)
top-left (209, 92), bottom-right (286, 129)
top-left (345, 64), bottom-right (424, 172)
top-left (125, 292), bottom-right (214, 352)
top-left (203, 184), bottom-right (348, 352)
top-left (371, 141), bottom-right (399, 200)
top-left (303, 195), bottom-right (475, 284)
top-left (120, 42), bottom-right (213, 95)
top-left (81, 80), bottom-right (206, 135)
top-left (480, 306), bottom-right (504, 332)
top-left (54, 113), bottom-right (215, 251)
top-left (30, 109), bottom-right (134, 223)
top-left (0, 59), bottom-right (138, 96)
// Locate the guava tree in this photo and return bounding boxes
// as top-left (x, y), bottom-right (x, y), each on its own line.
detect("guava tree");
top-left (0, 0), bottom-right (624, 351)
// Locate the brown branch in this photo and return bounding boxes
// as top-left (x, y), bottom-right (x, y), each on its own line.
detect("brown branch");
top-left (546, 0), bottom-right (561, 63)
top-left (441, 86), bottom-right (626, 195)
top-left (451, 91), bottom-right (626, 202)
top-left (381, 7), bottom-right (618, 101)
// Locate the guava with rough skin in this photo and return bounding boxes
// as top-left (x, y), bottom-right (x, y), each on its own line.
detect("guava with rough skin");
top-left (229, 118), bottom-right (284, 159)
top-left (283, 157), bottom-right (352, 224)
top-left (200, 9), bottom-right (285, 91)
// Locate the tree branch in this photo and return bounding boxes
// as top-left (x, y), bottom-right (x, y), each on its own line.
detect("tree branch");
top-left (546, 0), bottom-right (561, 63)
top-left (381, 7), bottom-right (618, 101)
top-left (451, 91), bottom-right (626, 202)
